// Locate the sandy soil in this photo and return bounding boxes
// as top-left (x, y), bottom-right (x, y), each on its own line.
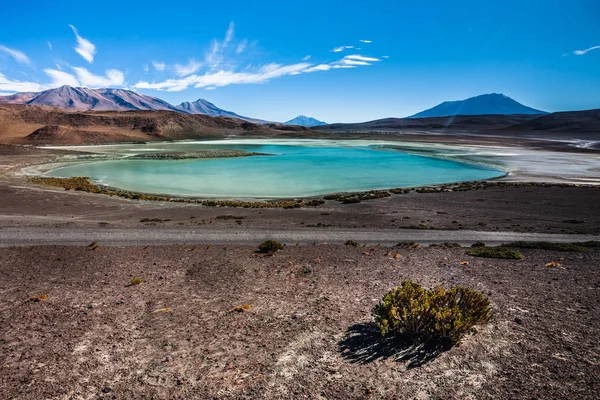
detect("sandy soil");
top-left (1, 244), bottom-right (598, 399)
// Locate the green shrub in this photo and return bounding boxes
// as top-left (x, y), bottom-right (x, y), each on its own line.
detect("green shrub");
top-left (466, 247), bottom-right (524, 260)
top-left (345, 240), bottom-right (360, 247)
top-left (471, 241), bottom-right (486, 248)
top-left (372, 281), bottom-right (492, 344)
top-left (257, 240), bottom-right (284, 254)
top-left (130, 277), bottom-right (143, 285)
top-left (501, 241), bottom-right (588, 252)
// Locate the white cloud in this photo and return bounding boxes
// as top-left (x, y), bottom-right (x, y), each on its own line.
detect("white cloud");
top-left (236, 39), bottom-right (248, 54)
top-left (359, 39), bottom-right (372, 43)
top-left (0, 73), bottom-right (45, 92)
top-left (332, 45), bottom-right (355, 52)
top-left (573, 45), bottom-right (600, 56)
top-left (152, 61), bottom-right (166, 71)
top-left (134, 62), bottom-right (312, 92)
top-left (340, 59), bottom-right (371, 66)
top-left (47, 41), bottom-right (53, 51)
top-left (72, 67), bottom-right (124, 87)
top-left (68, 25), bottom-right (96, 63)
top-left (345, 54), bottom-right (380, 62)
top-left (143, 64), bottom-right (149, 73)
top-left (174, 59), bottom-right (202, 76)
top-left (205, 23), bottom-right (243, 69)
top-left (382, 55), bottom-right (390, 59)
top-left (302, 55), bottom-right (311, 61)
top-left (0, 45), bottom-right (31, 64)
top-left (44, 69), bottom-right (80, 87)
top-left (224, 22), bottom-right (235, 48)
top-left (303, 64), bottom-right (331, 72)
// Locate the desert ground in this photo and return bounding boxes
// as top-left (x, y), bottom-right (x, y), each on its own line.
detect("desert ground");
top-left (1, 140), bottom-right (599, 399)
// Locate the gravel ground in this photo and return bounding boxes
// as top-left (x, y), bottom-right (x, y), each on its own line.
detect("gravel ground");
top-left (1, 244), bottom-right (598, 399)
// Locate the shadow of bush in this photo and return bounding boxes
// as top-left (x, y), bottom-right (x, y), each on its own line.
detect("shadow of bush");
top-left (338, 322), bottom-right (453, 369)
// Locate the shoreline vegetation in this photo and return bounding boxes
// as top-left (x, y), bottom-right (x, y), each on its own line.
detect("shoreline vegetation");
top-left (27, 175), bottom-right (600, 209)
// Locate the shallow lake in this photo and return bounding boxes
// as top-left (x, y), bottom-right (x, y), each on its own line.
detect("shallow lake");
top-left (47, 139), bottom-right (505, 198)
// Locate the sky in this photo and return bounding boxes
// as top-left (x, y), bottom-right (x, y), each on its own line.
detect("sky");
top-left (0, 0), bottom-right (599, 123)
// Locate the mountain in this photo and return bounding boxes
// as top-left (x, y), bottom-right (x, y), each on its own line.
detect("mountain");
top-left (0, 104), bottom-right (316, 145)
top-left (284, 115), bottom-right (326, 127)
top-left (408, 93), bottom-right (547, 118)
top-left (176, 99), bottom-right (268, 124)
top-left (0, 92), bottom-right (38, 104)
top-left (0, 85), bottom-right (183, 113)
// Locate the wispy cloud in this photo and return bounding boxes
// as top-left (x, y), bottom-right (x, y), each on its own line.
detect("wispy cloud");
top-left (0, 73), bottom-right (45, 92)
top-left (574, 45), bottom-right (600, 55)
top-left (359, 39), bottom-right (372, 43)
top-left (302, 55), bottom-right (311, 61)
top-left (336, 54), bottom-right (381, 67)
top-left (68, 25), bottom-right (96, 63)
top-left (135, 62), bottom-right (312, 91)
top-left (72, 67), bottom-right (124, 87)
top-left (134, 52), bottom-right (382, 92)
top-left (174, 59), bottom-right (202, 76)
top-left (332, 45), bottom-right (354, 52)
top-left (44, 68), bottom-right (80, 87)
top-left (47, 41), bottom-right (53, 51)
top-left (0, 45), bottom-right (31, 64)
top-left (224, 22), bottom-right (235, 48)
top-left (236, 39), bottom-right (248, 54)
top-left (39, 67), bottom-right (125, 88)
top-left (143, 64), bottom-right (149, 73)
top-left (152, 61), bottom-right (166, 71)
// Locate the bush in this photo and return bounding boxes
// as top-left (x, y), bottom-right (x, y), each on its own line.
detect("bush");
top-left (372, 281), bottom-right (492, 344)
top-left (471, 241), bottom-right (486, 248)
top-left (257, 240), bottom-right (284, 254)
top-left (466, 247), bottom-right (524, 260)
top-left (345, 240), bottom-right (360, 247)
top-left (501, 241), bottom-right (588, 252)
top-left (130, 277), bottom-right (143, 285)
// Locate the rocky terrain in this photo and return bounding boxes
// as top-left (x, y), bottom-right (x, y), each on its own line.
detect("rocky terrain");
top-left (0, 243), bottom-right (598, 399)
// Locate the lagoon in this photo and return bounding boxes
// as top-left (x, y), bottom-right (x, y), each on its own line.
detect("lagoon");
top-left (47, 139), bottom-right (505, 198)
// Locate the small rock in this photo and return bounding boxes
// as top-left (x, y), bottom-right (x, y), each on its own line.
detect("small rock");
top-left (514, 317), bottom-right (523, 325)
top-left (102, 386), bottom-right (112, 393)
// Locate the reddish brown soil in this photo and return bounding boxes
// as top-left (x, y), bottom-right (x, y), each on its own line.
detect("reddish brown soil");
top-left (0, 245), bottom-right (598, 399)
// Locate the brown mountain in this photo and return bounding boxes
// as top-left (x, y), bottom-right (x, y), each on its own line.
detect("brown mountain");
top-left (0, 86), bottom-right (268, 123)
top-left (0, 85), bottom-right (183, 113)
top-left (0, 104), bottom-right (314, 145)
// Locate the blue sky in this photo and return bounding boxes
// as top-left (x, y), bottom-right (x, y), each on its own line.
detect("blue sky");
top-left (0, 0), bottom-right (599, 122)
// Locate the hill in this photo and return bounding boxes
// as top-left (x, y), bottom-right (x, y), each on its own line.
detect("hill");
top-left (502, 108), bottom-right (600, 133)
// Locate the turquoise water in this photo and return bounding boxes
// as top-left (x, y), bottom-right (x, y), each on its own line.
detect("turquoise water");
top-left (47, 140), bottom-right (505, 198)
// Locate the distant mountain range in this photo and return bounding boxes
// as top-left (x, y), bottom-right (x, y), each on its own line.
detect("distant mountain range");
top-left (0, 85), bottom-right (264, 123)
top-left (284, 115), bottom-right (326, 127)
top-left (0, 87), bottom-right (547, 124)
top-left (409, 93), bottom-right (547, 118)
